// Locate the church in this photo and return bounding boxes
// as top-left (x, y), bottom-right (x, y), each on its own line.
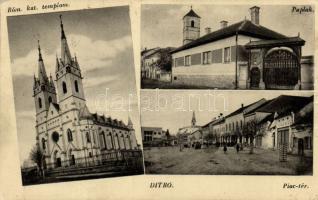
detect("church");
top-left (171, 6), bottom-right (313, 89)
top-left (33, 16), bottom-right (138, 169)
top-left (177, 111), bottom-right (202, 148)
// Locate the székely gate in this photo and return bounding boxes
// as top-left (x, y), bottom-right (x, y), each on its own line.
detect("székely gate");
top-left (245, 37), bottom-right (305, 90)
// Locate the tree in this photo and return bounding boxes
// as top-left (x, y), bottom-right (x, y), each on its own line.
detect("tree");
top-left (154, 48), bottom-right (174, 72)
top-left (204, 133), bottom-right (214, 147)
top-left (165, 129), bottom-right (170, 138)
top-left (243, 119), bottom-right (260, 154)
top-left (29, 145), bottom-right (45, 177)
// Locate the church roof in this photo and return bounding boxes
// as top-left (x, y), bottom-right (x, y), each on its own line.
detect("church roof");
top-left (52, 103), bottom-right (60, 111)
top-left (79, 105), bottom-right (93, 119)
top-left (171, 20), bottom-right (286, 54)
top-left (183, 9), bottom-right (201, 19)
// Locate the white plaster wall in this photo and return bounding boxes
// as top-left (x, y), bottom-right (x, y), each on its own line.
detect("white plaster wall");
top-left (172, 35), bottom-right (260, 76)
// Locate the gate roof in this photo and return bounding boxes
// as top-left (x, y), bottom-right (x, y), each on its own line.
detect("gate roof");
top-left (245, 37), bottom-right (305, 49)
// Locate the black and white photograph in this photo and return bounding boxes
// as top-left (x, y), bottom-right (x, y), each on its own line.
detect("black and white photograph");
top-left (141, 5), bottom-right (314, 90)
top-left (7, 6), bottom-right (144, 186)
top-left (141, 90), bottom-right (313, 175)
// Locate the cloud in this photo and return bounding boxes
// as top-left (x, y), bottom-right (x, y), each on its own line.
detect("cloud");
top-left (11, 34), bottom-right (132, 77)
top-left (82, 74), bottom-right (119, 88)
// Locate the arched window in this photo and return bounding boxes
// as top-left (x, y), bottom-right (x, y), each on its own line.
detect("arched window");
top-left (100, 131), bottom-right (106, 149)
top-left (48, 96), bottom-right (52, 104)
top-left (74, 80), bottom-right (79, 93)
top-left (67, 129), bottom-right (73, 142)
top-left (191, 20), bottom-right (194, 27)
top-left (62, 82), bottom-right (67, 94)
top-left (86, 132), bottom-right (91, 143)
top-left (42, 138), bottom-right (46, 150)
top-left (38, 98), bottom-right (42, 109)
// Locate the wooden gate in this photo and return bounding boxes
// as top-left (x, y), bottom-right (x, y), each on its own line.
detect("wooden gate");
top-left (278, 129), bottom-right (289, 162)
top-left (264, 49), bottom-right (299, 89)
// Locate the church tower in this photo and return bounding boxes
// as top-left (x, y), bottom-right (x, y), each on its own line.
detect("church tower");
top-left (191, 111), bottom-right (196, 127)
top-left (33, 41), bottom-right (57, 124)
top-left (55, 15), bottom-right (86, 111)
top-left (183, 7), bottom-right (201, 45)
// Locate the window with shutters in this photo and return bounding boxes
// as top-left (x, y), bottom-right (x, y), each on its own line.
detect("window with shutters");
top-left (224, 47), bottom-right (231, 63)
top-left (212, 49), bottom-right (223, 63)
top-left (185, 55), bottom-right (191, 66)
top-left (203, 51), bottom-right (212, 64)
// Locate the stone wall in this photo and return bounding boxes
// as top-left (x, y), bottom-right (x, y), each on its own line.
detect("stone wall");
top-left (172, 74), bottom-right (235, 89)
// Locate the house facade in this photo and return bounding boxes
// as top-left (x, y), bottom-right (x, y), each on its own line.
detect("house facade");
top-left (33, 16), bottom-right (138, 169)
top-left (195, 95), bottom-right (313, 153)
top-left (141, 127), bottom-right (166, 146)
top-left (171, 6), bottom-right (312, 89)
top-left (141, 47), bottom-right (175, 82)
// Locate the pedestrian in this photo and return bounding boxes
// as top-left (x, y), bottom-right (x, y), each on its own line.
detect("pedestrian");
top-left (236, 143), bottom-right (240, 153)
top-left (223, 144), bottom-right (227, 154)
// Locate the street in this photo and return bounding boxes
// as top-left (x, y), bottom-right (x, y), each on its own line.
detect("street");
top-left (144, 146), bottom-right (312, 175)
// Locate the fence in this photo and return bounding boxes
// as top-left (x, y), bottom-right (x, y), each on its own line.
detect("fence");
top-left (44, 150), bottom-right (143, 170)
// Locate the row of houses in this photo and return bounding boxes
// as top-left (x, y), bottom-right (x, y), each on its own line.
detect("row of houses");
top-left (141, 127), bottom-right (178, 147)
top-left (179, 95), bottom-right (313, 156)
top-left (141, 47), bottom-right (175, 82)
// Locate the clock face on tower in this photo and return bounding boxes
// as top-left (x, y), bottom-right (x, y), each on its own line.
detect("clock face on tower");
top-left (52, 132), bottom-right (59, 143)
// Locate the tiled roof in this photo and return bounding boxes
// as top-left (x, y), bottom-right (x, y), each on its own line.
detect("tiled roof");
top-left (258, 113), bottom-right (274, 125)
top-left (171, 20), bottom-right (286, 54)
top-left (183, 9), bottom-right (200, 19)
top-left (79, 105), bottom-right (129, 129)
top-left (293, 110), bottom-right (313, 125)
top-left (143, 47), bottom-right (176, 59)
top-left (227, 98), bottom-right (267, 118)
top-left (245, 37), bottom-right (305, 49)
top-left (255, 95), bottom-right (313, 116)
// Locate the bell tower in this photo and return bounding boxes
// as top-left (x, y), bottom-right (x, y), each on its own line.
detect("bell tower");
top-left (33, 41), bottom-right (57, 124)
top-left (55, 15), bottom-right (86, 111)
top-left (183, 6), bottom-right (201, 45)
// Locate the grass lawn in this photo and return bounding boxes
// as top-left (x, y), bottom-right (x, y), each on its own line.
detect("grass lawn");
top-left (144, 146), bottom-right (312, 175)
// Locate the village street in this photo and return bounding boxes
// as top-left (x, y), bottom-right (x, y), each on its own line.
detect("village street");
top-left (144, 146), bottom-right (312, 175)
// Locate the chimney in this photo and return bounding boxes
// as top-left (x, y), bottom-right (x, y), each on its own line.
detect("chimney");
top-left (220, 20), bottom-right (228, 29)
top-left (250, 6), bottom-right (260, 25)
top-left (241, 104), bottom-right (244, 108)
top-left (205, 27), bottom-right (211, 34)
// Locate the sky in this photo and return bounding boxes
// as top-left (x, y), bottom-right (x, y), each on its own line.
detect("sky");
top-left (141, 4), bottom-right (315, 56)
top-left (7, 6), bottom-right (141, 164)
top-left (140, 90), bottom-right (313, 135)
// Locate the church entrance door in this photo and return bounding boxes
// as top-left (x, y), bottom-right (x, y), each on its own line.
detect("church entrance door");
top-left (56, 158), bottom-right (62, 168)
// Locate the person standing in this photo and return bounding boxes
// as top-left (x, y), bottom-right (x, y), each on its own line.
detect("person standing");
top-left (236, 143), bottom-right (240, 153)
top-left (223, 144), bottom-right (227, 154)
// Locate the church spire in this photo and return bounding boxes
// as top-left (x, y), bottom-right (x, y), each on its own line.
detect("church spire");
top-left (55, 54), bottom-right (60, 72)
top-left (37, 40), bottom-right (48, 84)
top-left (128, 115), bottom-right (133, 129)
top-left (60, 14), bottom-right (66, 39)
top-left (59, 15), bottom-right (72, 65)
top-left (191, 111), bottom-right (196, 127)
